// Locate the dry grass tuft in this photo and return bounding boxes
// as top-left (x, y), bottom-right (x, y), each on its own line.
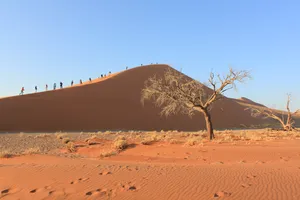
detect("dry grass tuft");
top-left (66, 142), bottom-right (77, 152)
top-left (55, 133), bottom-right (67, 140)
top-left (169, 139), bottom-right (182, 144)
top-left (62, 137), bottom-right (71, 144)
top-left (140, 133), bottom-right (161, 145)
top-left (34, 133), bottom-right (51, 138)
top-left (23, 147), bottom-right (41, 155)
top-left (112, 138), bottom-right (128, 150)
top-left (184, 136), bottom-right (204, 146)
top-left (0, 151), bottom-right (14, 158)
top-left (100, 150), bottom-right (118, 158)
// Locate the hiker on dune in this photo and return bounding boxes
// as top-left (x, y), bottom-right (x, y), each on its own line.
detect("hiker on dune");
top-left (35, 86), bottom-right (38, 93)
top-left (89, 78), bottom-right (92, 82)
top-left (60, 82), bottom-right (63, 89)
top-left (53, 83), bottom-right (56, 90)
top-left (71, 80), bottom-right (74, 86)
top-left (80, 79), bottom-right (82, 84)
top-left (20, 87), bottom-right (24, 95)
top-left (46, 84), bottom-right (48, 91)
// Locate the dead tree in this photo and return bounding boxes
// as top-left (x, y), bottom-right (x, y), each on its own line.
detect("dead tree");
top-left (141, 67), bottom-right (251, 140)
top-left (247, 94), bottom-right (294, 131)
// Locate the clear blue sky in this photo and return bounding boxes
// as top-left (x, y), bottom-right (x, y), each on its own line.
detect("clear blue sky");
top-left (0, 0), bottom-right (299, 111)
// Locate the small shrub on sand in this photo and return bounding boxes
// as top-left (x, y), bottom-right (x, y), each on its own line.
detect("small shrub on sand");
top-left (66, 142), bottom-right (77, 152)
top-left (85, 135), bottom-right (98, 145)
top-left (34, 133), bottom-right (51, 138)
top-left (0, 151), bottom-right (13, 158)
top-left (180, 132), bottom-right (190, 138)
top-left (23, 147), bottom-right (41, 155)
top-left (100, 150), bottom-right (118, 158)
top-left (112, 138), bottom-right (128, 150)
top-left (141, 133), bottom-right (160, 145)
top-left (56, 133), bottom-right (67, 140)
top-left (169, 139), bottom-right (182, 144)
top-left (62, 137), bottom-right (71, 144)
top-left (141, 138), bottom-right (155, 145)
top-left (185, 137), bottom-right (203, 146)
top-left (114, 136), bottom-right (126, 141)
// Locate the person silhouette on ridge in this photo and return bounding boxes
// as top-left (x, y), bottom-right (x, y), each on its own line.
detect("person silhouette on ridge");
top-left (80, 79), bottom-right (82, 84)
top-left (60, 82), bottom-right (63, 89)
top-left (46, 84), bottom-right (48, 91)
top-left (71, 80), bottom-right (74, 86)
top-left (35, 86), bottom-right (38, 93)
top-left (53, 83), bottom-right (56, 90)
top-left (20, 87), bottom-right (24, 95)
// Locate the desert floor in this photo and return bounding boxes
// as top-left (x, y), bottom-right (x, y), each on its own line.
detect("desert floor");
top-left (1, 130), bottom-right (300, 200)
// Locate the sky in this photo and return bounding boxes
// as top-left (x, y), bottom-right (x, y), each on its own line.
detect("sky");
top-left (0, 0), bottom-right (299, 111)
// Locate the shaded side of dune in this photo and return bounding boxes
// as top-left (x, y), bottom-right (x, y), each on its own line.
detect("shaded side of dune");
top-left (0, 64), bottom-right (270, 132)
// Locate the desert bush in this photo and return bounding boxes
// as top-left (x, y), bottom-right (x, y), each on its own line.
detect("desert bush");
top-left (114, 136), bottom-right (126, 141)
top-left (169, 139), bottom-right (182, 144)
top-left (141, 133), bottom-right (160, 145)
top-left (23, 147), bottom-right (41, 155)
top-left (185, 137), bottom-right (202, 146)
top-left (100, 150), bottom-right (118, 158)
top-left (141, 138), bottom-right (155, 145)
top-left (85, 135), bottom-right (98, 143)
top-left (66, 142), bottom-right (77, 152)
top-left (0, 151), bottom-right (13, 158)
top-left (112, 138), bottom-right (128, 150)
top-left (34, 133), bottom-right (51, 138)
top-left (55, 133), bottom-right (67, 139)
top-left (62, 137), bottom-right (71, 144)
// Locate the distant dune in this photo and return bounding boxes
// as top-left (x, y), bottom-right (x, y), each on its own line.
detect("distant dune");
top-left (233, 97), bottom-right (266, 108)
top-left (0, 64), bottom-right (286, 132)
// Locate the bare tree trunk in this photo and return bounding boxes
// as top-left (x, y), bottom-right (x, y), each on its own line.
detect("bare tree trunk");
top-left (203, 109), bottom-right (214, 140)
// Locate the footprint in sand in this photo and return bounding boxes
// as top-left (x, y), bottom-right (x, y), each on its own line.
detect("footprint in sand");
top-left (1, 188), bottom-right (20, 196)
top-left (1, 189), bottom-right (10, 195)
top-left (29, 189), bottom-right (37, 193)
top-left (99, 171), bottom-right (112, 175)
top-left (246, 175), bottom-right (257, 179)
top-left (213, 191), bottom-right (232, 198)
top-left (280, 157), bottom-right (290, 162)
top-left (241, 183), bottom-right (252, 188)
top-left (85, 188), bottom-right (115, 198)
top-left (118, 182), bottom-right (139, 192)
top-left (70, 177), bottom-right (89, 184)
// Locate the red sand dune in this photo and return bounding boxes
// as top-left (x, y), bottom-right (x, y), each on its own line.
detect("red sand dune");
top-left (0, 64), bottom-right (286, 132)
top-left (233, 97), bottom-right (266, 108)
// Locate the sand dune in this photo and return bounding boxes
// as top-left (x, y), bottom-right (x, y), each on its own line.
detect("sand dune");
top-left (0, 64), bottom-right (288, 132)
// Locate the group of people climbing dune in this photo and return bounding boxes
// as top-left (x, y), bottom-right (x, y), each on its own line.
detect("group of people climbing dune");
top-left (18, 63), bottom-right (156, 95)
top-left (18, 70), bottom-right (115, 95)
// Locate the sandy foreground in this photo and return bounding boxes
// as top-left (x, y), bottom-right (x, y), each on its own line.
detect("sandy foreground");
top-left (1, 131), bottom-right (300, 200)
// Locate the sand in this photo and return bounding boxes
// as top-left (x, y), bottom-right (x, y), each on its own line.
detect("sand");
top-left (1, 131), bottom-right (300, 200)
top-left (0, 131), bottom-right (300, 200)
top-left (1, 64), bottom-right (294, 133)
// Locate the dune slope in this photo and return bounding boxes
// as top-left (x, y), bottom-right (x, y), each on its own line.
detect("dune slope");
top-left (0, 64), bottom-right (267, 132)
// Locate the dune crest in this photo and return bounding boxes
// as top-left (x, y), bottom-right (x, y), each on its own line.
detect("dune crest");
top-left (0, 64), bottom-right (285, 132)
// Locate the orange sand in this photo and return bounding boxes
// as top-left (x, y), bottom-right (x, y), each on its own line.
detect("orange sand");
top-left (1, 139), bottom-right (300, 199)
